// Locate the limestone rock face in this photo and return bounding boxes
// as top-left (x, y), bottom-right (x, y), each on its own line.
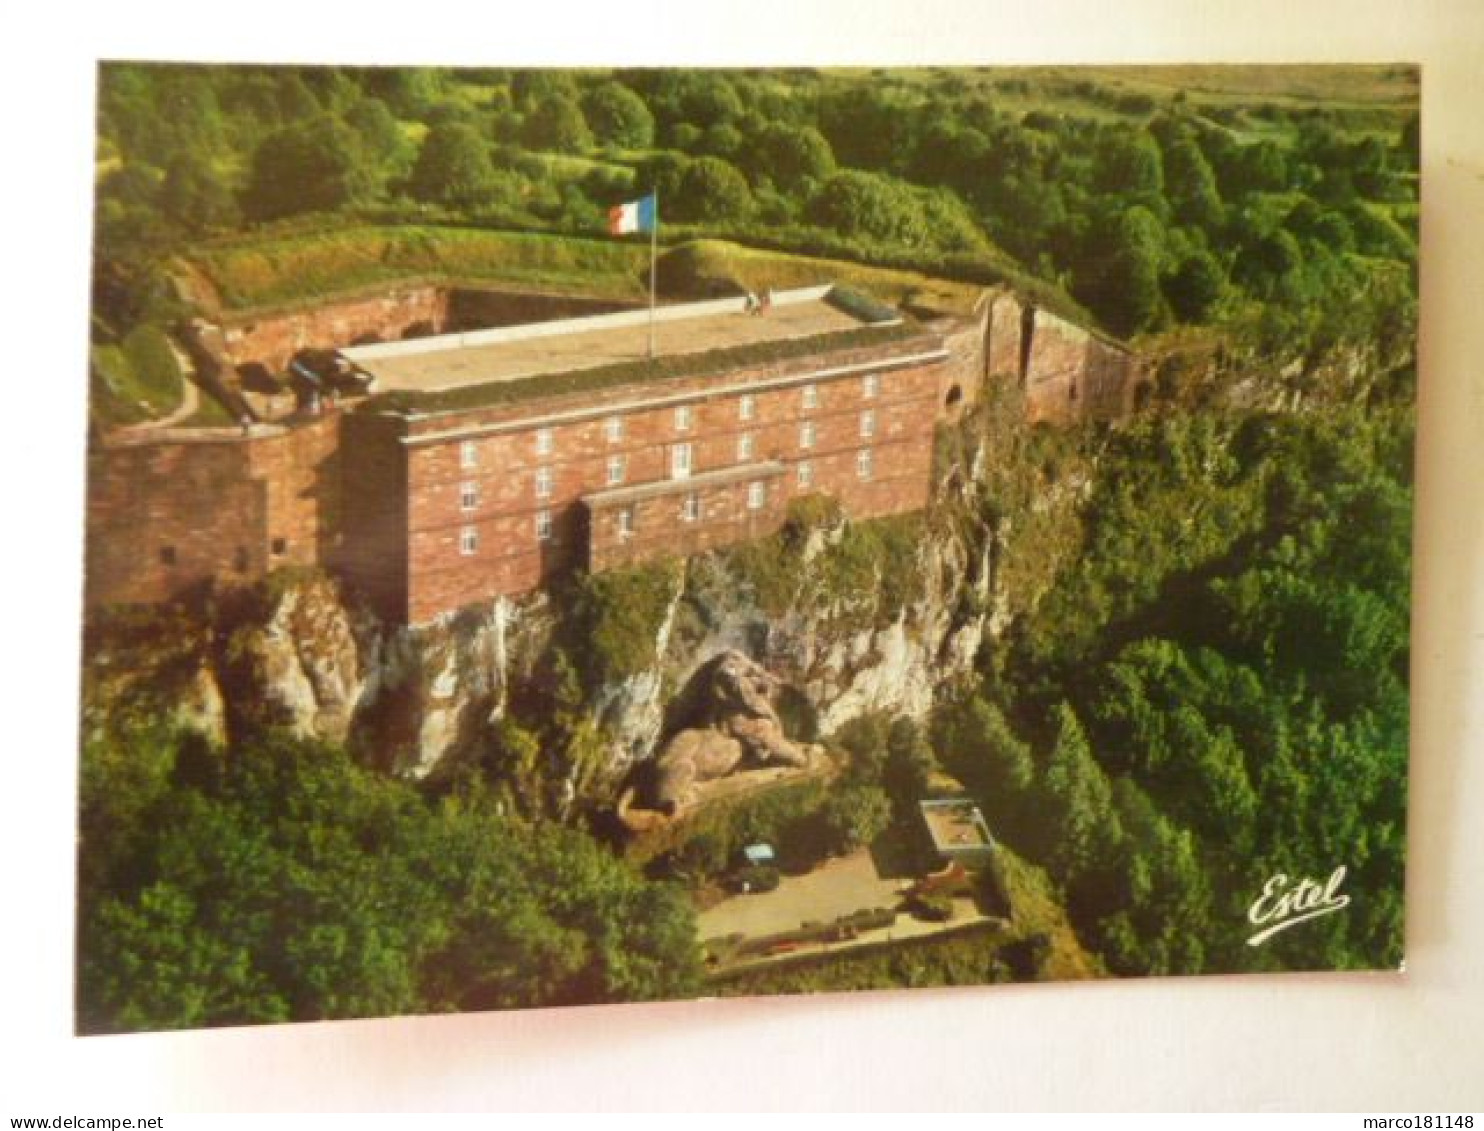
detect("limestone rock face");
top-left (84, 411), bottom-right (1005, 802)
top-left (222, 575), bottom-right (366, 742)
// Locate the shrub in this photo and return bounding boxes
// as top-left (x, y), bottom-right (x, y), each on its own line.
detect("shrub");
top-left (733, 864), bottom-right (781, 893)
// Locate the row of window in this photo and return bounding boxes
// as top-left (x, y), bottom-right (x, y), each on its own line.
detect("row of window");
top-left (457, 374), bottom-right (887, 470)
top-left (455, 449), bottom-right (877, 557)
top-left (457, 412), bottom-right (880, 510)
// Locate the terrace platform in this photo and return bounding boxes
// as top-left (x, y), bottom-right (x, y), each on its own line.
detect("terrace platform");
top-left (340, 285), bottom-right (889, 395)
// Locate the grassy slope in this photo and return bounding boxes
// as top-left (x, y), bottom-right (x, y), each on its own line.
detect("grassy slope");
top-left (188, 225), bottom-right (654, 313)
top-left (89, 325), bottom-right (185, 427)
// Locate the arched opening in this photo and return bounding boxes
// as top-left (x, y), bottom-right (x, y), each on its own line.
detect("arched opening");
top-left (1133, 381), bottom-right (1154, 412)
top-left (945, 384), bottom-right (964, 410)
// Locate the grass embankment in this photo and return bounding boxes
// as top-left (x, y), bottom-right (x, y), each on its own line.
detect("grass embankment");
top-left (661, 239), bottom-right (983, 315)
top-left (188, 224), bottom-right (654, 313)
top-left (185, 221), bottom-right (1088, 328)
top-left (89, 324), bottom-right (185, 427)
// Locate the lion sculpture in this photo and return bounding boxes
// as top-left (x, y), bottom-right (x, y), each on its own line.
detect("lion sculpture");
top-left (643, 650), bottom-right (810, 817)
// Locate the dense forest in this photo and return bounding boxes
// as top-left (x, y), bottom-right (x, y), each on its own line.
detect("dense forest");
top-left (81, 64), bottom-right (1416, 1028)
top-left (93, 64), bottom-right (1416, 369)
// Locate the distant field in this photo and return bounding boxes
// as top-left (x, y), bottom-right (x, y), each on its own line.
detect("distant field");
top-left (1067, 64), bottom-right (1418, 108)
top-left (834, 63), bottom-right (1417, 110)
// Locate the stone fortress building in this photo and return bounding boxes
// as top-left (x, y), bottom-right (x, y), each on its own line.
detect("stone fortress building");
top-left (85, 279), bottom-right (1144, 624)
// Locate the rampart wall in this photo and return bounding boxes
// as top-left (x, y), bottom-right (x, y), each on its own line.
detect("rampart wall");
top-left (85, 283), bottom-right (1145, 620)
top-left (216, 286), bottom-right (641, 373)
top-left (84, 415), bottom-right (342, 609)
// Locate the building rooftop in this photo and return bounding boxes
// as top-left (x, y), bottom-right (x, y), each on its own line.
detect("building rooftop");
top-left (919, 799), bottom-right (995, 856)
top-left (341, 285), bottom-right (899, 397)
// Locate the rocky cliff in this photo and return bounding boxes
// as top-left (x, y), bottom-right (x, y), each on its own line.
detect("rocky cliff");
top-left (82, 381), bottom-right (1083, 810)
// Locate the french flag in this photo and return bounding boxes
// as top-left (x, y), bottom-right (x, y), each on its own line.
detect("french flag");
top-left (608, 193), bottom-right (657, 235)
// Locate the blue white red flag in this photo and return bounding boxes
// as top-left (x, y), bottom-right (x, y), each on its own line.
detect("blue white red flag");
top-left (608, 194), bottom-right (657, 235)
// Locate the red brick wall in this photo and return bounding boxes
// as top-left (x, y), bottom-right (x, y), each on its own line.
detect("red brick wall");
top-left (337, 412), bottom-right (410, 621)
top-left (219, 287), bottom-right (451, 372)
top-left (216, 287), bottom-right (644, 374)
top-left (932, 312), bottom-right (988, 421)
top-left (84, 415), bottom-right (342, 610)
top-left (1023, 310), bottom-right (1142, 424)
top-left (985, 291), bottom-right (1028, 380)
top-left (396, 339), bottom-right (946, 622)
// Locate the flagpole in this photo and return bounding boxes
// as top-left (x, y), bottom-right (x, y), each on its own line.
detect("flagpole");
top-left (648, 187), bottom-right (658, 361)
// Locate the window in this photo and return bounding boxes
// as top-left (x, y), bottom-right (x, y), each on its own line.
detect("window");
top-left (160, 545), bottom-right (177, 567)
top-left (606, 454), bottom-right (626, 486)
top-left (737, 432), bottom-right (755, 461)
top-left (860, 410), bottom-right (876, 439)
top-left (271, 537), bottom-right (287, 556)
top-left (605, 416), bottom-right (624, 443)
top-left (863, 373), bottom-right (880, 399)
top-left (460, 481), bottom-right (478, 511)
top-left (799, 421), bottom-right (816, 450)
top-left (535, 467), bottom-right (553, 499)
top-left (739, 393), bottom-right (756, 421)
top-left (802, 384), bottom-right (819, 411)
top-left (747, 481), bottom-right (766, 511)
top-left (460, 527), bottom-right (479, 555)
top-left (536, 510), bottom-right (553, 541)
top-left (797, 461), bottom-right (814, 488)
top-left (618, 507), bottom-right (636, 539)
top-left (857, 448), bottom-right (874, 480)
top-left (675, 404), bottom-right (692, 432)
top-left (460, 440), bottom-right (478, 469)
top-left (670, 442), bottom-right (692, 480)
top-left (682, 492), bottom-right (700, 522)
top-left (535, 427), bottom-right (554, 456)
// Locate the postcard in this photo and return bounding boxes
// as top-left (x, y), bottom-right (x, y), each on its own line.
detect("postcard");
top-left (77, 63), bottom-right (1416, 1031)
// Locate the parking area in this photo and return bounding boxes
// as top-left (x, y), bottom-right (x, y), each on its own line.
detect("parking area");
top-left (697, 849), bottom-right (904, 941)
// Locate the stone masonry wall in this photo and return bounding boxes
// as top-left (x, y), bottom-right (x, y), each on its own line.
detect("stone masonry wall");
top-left (85, 414), bottom-right (342, 609)
top-left (220, 287), bottom-right (451, 373)
top-left (216, 287), bottom-right (644, 375)
top-left (397, 341), bottom-right (946, 623)
top-left (1022, 309), bottom-right (1144, 425)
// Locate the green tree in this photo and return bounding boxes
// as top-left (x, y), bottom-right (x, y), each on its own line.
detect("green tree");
top-left (159, 155), bottom-right (239, 233)
top-left (408, 122), bottom-right (497, 209)
top-left (669, 156), bottom-right (754, 223)
top-left (1091, 128), bottom-right (1164, 200)
top-left (1040, 703), bottom-right (1122, 885)
top-left (752, 122), bottom-right (837, 191)
top-left (242, 115), bottom-right (375, 221)
top-left (521, 95), bottom-right (593, 154)
top-left (1161, 136), bottom-right (1224, 229)
top-left (77, 731), bottom-right (700, 1032)
top-left (1075, 205), bottom-right (1165, 337)
top-left (1164, 249), bottom-right (1225, 323)
top-left (817, 783), bottom-right (892, 854)
top-left (582, 81), bottom-right (654, 149)
top-left (807, 170), bottom-right (927, 247)
top-left (344, 96), bottom-right (413, 186)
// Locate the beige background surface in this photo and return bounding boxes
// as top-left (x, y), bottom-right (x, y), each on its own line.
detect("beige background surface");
top-left (0, 0), bottom-right (1479, 1111)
